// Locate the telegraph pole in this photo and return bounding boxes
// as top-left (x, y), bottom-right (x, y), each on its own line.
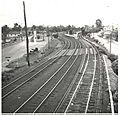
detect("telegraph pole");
top-left (20, 23), bottom-right (23, 41)
top-left (47, 27), bottom-right (50, 49)
top-left (23, 1), bottom-right (30, 66)
top-left (110, 32), bottom-right (112, 53)
top-left (92, 25), bottom-right (94, 38)
top-left (110, 25), bottom-right (113, 53)
top-left (48, 33), bottom-right (50, 49)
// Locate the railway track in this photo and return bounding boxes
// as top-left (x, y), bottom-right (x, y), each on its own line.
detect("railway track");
top-left (84, 37), bottom-right (115, 114)
top-left (13, 35), bottom-right (81, 113)
top-left (2, 35), bottom-right (70, 98)
top-left (2, 34), bottom-right (78, 112)
top-left (63, 36), bottom-right (115, 114)
top-left (2, 34), bottom-right (115, 114)
top-left (2, 37), bottom-right (66, 87)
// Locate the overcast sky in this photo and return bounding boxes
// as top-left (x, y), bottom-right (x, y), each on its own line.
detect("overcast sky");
top-left (0, 0), bottom-right (119, 27)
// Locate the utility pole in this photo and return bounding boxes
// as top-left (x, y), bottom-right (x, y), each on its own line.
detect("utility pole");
top-left (110, 25), bottom-right (113, 53)
top-left (43, 32), bottom-right (45, 41)
top-left (47, 27), bottom-right (50, 49)
top-left (23, 1), bottom-right (30, 66)
top-left (20, 23), bottom-right (23, 41)
top-left (48, 33), bottom-right (50, 49)
top-left (92, 25), bottom-right (94, 38)
top-left (110, 32), bottom-right (111, 53)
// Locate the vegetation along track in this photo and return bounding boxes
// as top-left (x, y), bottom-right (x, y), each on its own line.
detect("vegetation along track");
top-left (2, 34), bottom-right (78, 112)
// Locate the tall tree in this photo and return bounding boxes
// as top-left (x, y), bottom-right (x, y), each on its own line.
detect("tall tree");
top-left (31, 25), bottom-right (36, 31)
top-left (18, 25), bottom-right (22, 31)
top-left (14, 23), bottom-right (19, 28)
top-left (38, 25), bottom-right (44, 31)
top-left (12, 23), bottom-right (21, 31)
top-left (95, 19), bottom-right (102, 27)
top-left (2, 25), bottom-right (10, 43)
top-left (67, 25), bottom-right (71, 30)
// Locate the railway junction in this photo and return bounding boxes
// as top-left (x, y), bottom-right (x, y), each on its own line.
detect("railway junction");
top-left (2, 33), bottom-right (117, 114)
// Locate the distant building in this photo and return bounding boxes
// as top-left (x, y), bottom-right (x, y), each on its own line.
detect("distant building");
top-left (7, 31), bottom-right (20, 38)
top-left (103, 25), bottom-right (113, 32)
top-left (103, 25), bottom-right (113, 39)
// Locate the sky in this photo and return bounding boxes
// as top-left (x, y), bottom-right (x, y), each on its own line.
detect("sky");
top-left (0, 0), bottom-right (119, 27)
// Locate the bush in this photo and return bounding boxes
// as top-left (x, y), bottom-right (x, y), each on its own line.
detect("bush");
top-left (53, 33), bottom-right (58, 38)
top-left (112, 60), bottom-right (118, 75)
top-left (108, 54), bottom-right (118, 62)
top-left (94, 39), bottom-right (99, 43)
top-left (34, 47), bottom-right (38, 52)
top-left (69, 29), bottom-right (73, 35)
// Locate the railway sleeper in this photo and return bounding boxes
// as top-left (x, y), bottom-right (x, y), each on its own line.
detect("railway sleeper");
top-left (79, 107), bottom-right (86, 113)
top-left (69, 103), bottom-right (87, 111)
top-left (88, 101), bottom-right (95, 106)
top-left (78, 89), bottom-right (90, 93)
top-left (87, 108), bottom-right (96, 113)
top-left (91, 91), bottom-right (98, 95)
top-left (76, 91), bottom-right (89, 96)
top-left (80, 82), bottom-right (91, 86)
top-left (89, 96), bottom-right (96, 101)
top-left (82, 77), bottom-right (93, 81)
top-left (80, 83), bottom-right (91, 86)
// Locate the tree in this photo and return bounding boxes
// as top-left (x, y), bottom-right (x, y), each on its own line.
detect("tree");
top-left (95, 19), bottom-right (102, 28)
top-left (113, 28), bottom-right (118, 41)
top-left (67, 25), bottom-right (71, 30)
top-left (69, 29), bottom-right (73, 35)
top-left (81, 27), bottom-right (85, 36)
top-left (18, 25), bottom-right (22, 31)
top-left (31, 25), bottom-right (36, 31)
top-left (2, 25), bottom-right (10, 43)
top-left (38, 25), bottom-right (44, 31)
top-left (112, 60), bottom-right (118, 75)
top-left (14, 23), bottom-right (19, 28)
top-left (12, 23), bottom-right (22, 31)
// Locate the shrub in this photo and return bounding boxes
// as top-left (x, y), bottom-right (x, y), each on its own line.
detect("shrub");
top-left (112, 60), bottom-right (118, 75)
top-left (53, 33), bottom-right (58, 38)
top-left (108, 54), bottom-right (118, 62)
top-left (34, 47), bottom-right (38, 52)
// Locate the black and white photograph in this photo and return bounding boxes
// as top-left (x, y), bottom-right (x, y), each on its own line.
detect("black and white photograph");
top-left (1, 0), bottom-right (118, 114)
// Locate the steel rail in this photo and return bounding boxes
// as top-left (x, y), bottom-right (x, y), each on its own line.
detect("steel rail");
top-left (82, 36), bottom-right (101, 114)
top-left (84, 42), bottom-right (97, 114)
top-left (87, 40), bottom-right (103, 113)
top-left (2, 37), bottom-right (67, 90)
top-left (53, 38), bottom-right (87, 113)
top-left (2, 37), bottom-right (71, 99)
top-left (33, 37), bottom-right (82, 113)
top-left (103, 55), bottom-right (115, 115)
top-left (83, 36), bottom-right (114, 114)
top-left (13, 36), bottom-right (78, 113)
top-left (64, 39), bottom-right (90, 114)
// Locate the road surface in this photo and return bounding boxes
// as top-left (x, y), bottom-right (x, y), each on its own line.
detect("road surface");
top-left (2, 36), bottom-right (48, 71)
